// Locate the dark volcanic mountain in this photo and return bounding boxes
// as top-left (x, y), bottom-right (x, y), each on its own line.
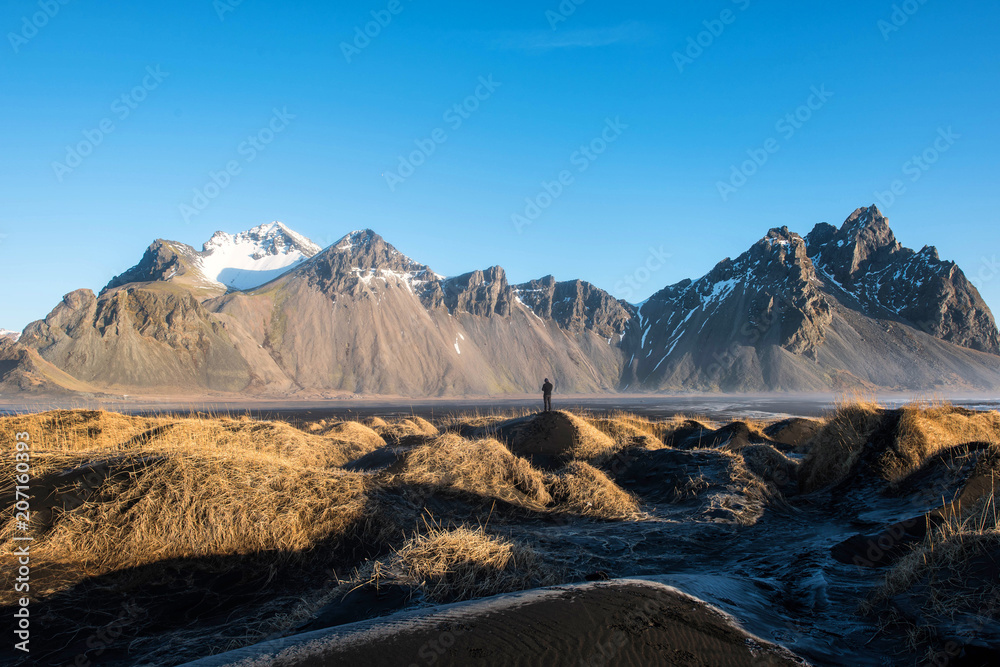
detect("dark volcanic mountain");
top-left (4, 206), bottom-right (1000, 397)
top-left (805, 206), bottom-right (999, 354)
top-left (633, 206), bottom-right (1000, 392)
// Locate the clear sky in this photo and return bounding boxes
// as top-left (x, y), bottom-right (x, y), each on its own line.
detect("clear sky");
top-left (2, 0), bottom-right (998, 330)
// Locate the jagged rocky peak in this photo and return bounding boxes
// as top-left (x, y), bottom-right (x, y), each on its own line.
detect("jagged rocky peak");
top-left (103, 240), bottom-right (196, 293)
top-left (638, 225), bottom-right (833, 383)
top-left (442, 266), bottom-right (513, 317)
top-left (296, 229), bottom-right (440, 295)
top-left (805, 206), bottom-right (999, 354)
top-left (756, 227), bottom-right (813, 268)
top-left (515, 276), bottom-right (635, 338)
top-left (806, 205), bottom-right (902, 283)
top-left (686, 226), bottom-right (817, 301)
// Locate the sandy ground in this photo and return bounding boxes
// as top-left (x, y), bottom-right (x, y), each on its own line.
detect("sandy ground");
top-left (178, 580), bottom-right (806, 667)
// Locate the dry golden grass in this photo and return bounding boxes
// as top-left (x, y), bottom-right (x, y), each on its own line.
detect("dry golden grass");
top-left (0, 408), bottom-right (662, 660)
top-left (0, 409), bottom-right (163, 451)
top-left (798, 398), bottom-right (887, 492)
top-left (0, 409), bottom-right (404, 606)
top-left (586, 413), bottom-right (666, 452)
top-left (0, 448), bottom-right (385, 605)
top-left (0, 410), bottom-right (383, 469)
top-left (370, 415), bottom-right (440, 443)
top-left (438, 407), bottom-right (537, 433)
top-left (303, 419), bottom-right (386, 450)
top-left (547, 461), bottom-right (642, 520)
top-left (547, 411), bottom-right (618, 460)
top-left (706, 449), bottom-right (777, 524)
top-left (888, 405), bottom-right (1000, 481)
top-left (394, 434), bottom-right (552, 509)
top-left (800, 399), bottom-right (1000, 492)
top-left (649, 414), bottom-right (717, 447)
top-left (865, 484), bottom-right (1000, 649)
top-left (384, 516), bottom-right (557, 602)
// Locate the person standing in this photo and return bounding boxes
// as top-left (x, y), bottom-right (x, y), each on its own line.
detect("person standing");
top-left (542, 378), bottom-right (554, 413)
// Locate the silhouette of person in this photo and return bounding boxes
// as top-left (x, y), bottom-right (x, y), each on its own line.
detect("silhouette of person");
top-left (542, 378), bottom-right (554, 413)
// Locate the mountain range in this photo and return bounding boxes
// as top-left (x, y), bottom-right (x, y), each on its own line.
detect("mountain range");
top-left (3, 205), bottom-right (999, 397)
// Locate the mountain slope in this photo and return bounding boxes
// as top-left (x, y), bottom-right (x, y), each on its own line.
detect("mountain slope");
top-left (211, 230), bottom-right (632, 395)
top-left (13, 207), bottom-right (1000, 396)
top-left (633, 207), bottom-right (1000, 392)
top-left (104, 222), bottom-right (321, 295)
top-left (19, 286), bottom-right (259, 392)
top-left (805, 206), bottom-right (999, 354)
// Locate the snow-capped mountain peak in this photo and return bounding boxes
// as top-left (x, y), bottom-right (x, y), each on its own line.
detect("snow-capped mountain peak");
top-left (0, 329), bottom-right (21, 342)
top-left (198, 221), bottom-right (322, 290)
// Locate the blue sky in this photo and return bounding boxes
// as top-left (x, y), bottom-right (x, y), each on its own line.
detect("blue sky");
top-left (1, 0), bottom-right (998, 330)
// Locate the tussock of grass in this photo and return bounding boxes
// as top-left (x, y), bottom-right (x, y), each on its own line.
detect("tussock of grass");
top-left (586, 413), bottom-right (666, 452)
top-left (865, 485), bottom-right (1000, 650)
top-left (0, 410), bottom-right (383, 469)
top-left (549, 411), bottom-right (618, 460)
top-left (304, 420), bottom-right (386, 450)
top-left (0, 449), bottom-right (385, 604)
top-left (370, 415), bottom-right (439, 444)
top-left (737, 444), bottom-right (799, 494)
top-left (650, 415), bottom-right (717, 447)
top-left (800, 400), bottom-right (1000, 492)
top-left (547, 461), bottom-right (642, 520)
top-left (798, 399), bottom-right (888, 492)
top-left (438, 408), bottom-right (537, 435)
top-left (384, 517), bottom-right (556, 602)
top-left (522, 410), bottom-right (619, 460)
top-left (396, 434), bottom-right (552, 508)
top-left (708, 449), bottom-right (777, 524)
top-left (887, 405), bottom-right (1000, 481)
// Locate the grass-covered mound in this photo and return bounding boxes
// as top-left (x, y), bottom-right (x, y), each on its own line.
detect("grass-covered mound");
top-left (799, 400), bottom-right (1000, 492)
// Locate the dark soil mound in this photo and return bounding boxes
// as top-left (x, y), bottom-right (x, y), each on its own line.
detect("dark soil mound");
top-left (764, 417), bottom-right (822, 448)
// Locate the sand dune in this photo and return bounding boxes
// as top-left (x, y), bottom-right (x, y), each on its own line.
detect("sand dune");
top-left (178, 580), bottom-right (806, 667)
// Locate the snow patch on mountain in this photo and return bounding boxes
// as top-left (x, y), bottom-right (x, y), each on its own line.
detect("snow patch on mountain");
top-left (0, 329), bottom-right (21, 342)
top-left (198, 222), bottom-right (322, 290)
